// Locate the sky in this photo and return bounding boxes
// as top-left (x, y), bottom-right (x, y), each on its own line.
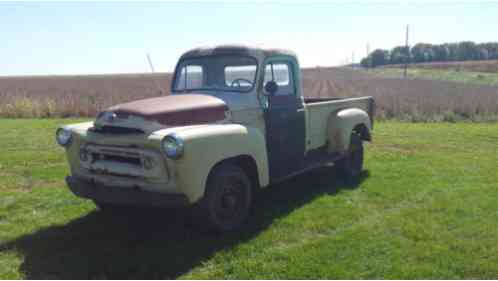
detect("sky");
top-left (1, 1), bottom-right (498, 76)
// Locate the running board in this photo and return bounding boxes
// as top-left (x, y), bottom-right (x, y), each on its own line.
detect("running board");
top-left (270, 152), bottom-right (343, 185)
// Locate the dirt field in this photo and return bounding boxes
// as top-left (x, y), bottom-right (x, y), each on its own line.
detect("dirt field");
top-left (1, 67), bottom-right (498, 121)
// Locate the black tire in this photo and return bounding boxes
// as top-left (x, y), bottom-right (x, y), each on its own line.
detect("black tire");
top-left (336, 133), bottom-right (364, 180)
top-left (191, 163), bottom-right (252, 232)
top-left (93, 201), bottom-right (127, 213)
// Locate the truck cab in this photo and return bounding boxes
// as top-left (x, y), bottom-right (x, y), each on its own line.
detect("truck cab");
top-left (172, 46), bottom-right (309, 181)
top-left (57, 45), bottom-right (374, 232)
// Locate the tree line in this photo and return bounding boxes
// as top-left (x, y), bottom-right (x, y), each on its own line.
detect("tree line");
top-left (360, 41), bottom-right (498, 68)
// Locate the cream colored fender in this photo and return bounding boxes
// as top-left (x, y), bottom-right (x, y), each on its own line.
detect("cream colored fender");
top-left (156, 124), bottom-right (270, 203)
top-left (327, 108), bottom-right (372, 154)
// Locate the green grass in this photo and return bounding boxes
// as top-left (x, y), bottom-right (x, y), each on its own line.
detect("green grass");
top-left (371, 67), bottom-right (498, 87)
top-left (1, 119), bottom-right (498, 279)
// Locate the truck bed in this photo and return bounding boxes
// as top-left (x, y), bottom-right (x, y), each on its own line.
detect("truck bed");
top-left (303, 97), bottom-right (345, 103)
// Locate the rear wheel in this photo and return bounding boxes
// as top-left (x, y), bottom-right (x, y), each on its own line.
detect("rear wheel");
top-left (191, 163), bottom-right (252, 232)
top-left (336, 133), bottom-right (364, 180)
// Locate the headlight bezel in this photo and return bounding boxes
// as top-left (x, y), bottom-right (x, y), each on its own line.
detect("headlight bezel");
top-left (161, 134), bottom-right (184, 159)
top-left (56, 128), bottom-right (73, 147)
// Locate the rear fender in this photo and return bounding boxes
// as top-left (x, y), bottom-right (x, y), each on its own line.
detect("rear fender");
top-left (327, 108), bottom-right (372, 154)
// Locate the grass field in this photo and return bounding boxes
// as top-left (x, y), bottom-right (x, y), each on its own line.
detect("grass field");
top-left (372, 67), bottom-right (498, 87)
top-left (1, 119), bottom-right (498, 279)
top-left (382, 59), bottom-right (498, 73)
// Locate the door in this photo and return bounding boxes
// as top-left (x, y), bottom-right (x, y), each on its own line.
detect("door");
top-left (263, 61), bottom-right (306, 182)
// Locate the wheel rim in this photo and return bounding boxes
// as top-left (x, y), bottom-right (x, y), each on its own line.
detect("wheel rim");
top-left (214, 175), bottom-right (247, 225)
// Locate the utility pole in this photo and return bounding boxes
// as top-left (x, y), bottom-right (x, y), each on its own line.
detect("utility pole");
top-left (403, 24), bottom-right (409, 78)
top-left (352, 51), bottom-right (355, 68)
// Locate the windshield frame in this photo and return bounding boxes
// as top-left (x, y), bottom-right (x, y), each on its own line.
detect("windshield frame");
top-left (171, 54), bottom-right (259, 94)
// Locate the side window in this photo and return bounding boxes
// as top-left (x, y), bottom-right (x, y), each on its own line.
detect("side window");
top-left (263, 62), bottom-right (293, 96)
top-left (176, 65), bottom-right (204, 90)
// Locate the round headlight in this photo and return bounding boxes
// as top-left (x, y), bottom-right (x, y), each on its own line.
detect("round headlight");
top-left (161, 134), bottom-right (184, 159)
top-left (56, 128), bottom-right (72, 146)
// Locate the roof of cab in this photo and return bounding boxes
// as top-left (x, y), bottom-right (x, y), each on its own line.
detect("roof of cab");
top-left (179, 45), bottom-right (297, 60)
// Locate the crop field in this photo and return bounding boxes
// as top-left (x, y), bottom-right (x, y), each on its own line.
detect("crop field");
top-left (0, 73), bottom-right (171, 118)
top-left (1, 67), bottom-right (498, 121)
top-left (1, 119), bottom-right (498, 279)
top-left (303, 67), bottom-right (498, 121)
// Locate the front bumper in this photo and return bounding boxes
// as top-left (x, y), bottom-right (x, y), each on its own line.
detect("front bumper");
top-left (66, 176), bottom-right (189, 208)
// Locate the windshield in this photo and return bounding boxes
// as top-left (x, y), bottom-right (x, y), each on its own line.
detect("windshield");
top-left (173, 55), bottom-right (258, 93)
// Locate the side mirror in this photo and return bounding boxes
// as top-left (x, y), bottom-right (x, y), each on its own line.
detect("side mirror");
top-left (264, 81), bottom-right (278, 96)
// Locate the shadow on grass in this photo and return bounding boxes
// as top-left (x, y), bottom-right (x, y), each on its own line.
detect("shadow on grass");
top-left (1, 167), bottom-right (369, 279)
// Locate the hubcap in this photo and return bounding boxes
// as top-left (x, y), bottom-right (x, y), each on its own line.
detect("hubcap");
top-left (222, 194), bottom-right (236, 209)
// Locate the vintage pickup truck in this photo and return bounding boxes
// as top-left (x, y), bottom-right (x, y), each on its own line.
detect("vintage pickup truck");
top-left (57, 45), bottom-right (374, 231)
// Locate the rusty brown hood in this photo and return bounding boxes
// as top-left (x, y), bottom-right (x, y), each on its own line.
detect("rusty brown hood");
top-left (103, 94), bottom-right (229, 127)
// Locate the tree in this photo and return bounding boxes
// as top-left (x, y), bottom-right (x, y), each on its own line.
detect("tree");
top-left (478, 48), bottom-right (489, 60)
top-left (457, 41), bottom-right (479, 60)
top-left (479, 42), bottom-right (498, 60)
top-left (370, 49), bottom-right (389, 67)
top-left (389, 46), bottom-right (410, 64)
top-left (445, 43), bottom-right (460, 61)
top-left (360, 57), bottom-right (369, 68)
top-left (360, 40), bottom-right (498, 66)
top-left (411, 43), bottom-right (436, 63)
top-left (432, 44), bottom-right (449, 61)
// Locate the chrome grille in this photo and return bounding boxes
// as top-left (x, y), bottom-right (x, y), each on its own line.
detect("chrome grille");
top-left (79, 145), bottom-right (167, 180)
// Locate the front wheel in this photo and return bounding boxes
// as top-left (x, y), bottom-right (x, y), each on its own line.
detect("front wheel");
top-left (336, 133), bottom-right (364, 180)
top-left (191, 163), bottom-right (252, 232)
top-left (93, 201), bottom-right (128, 213)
